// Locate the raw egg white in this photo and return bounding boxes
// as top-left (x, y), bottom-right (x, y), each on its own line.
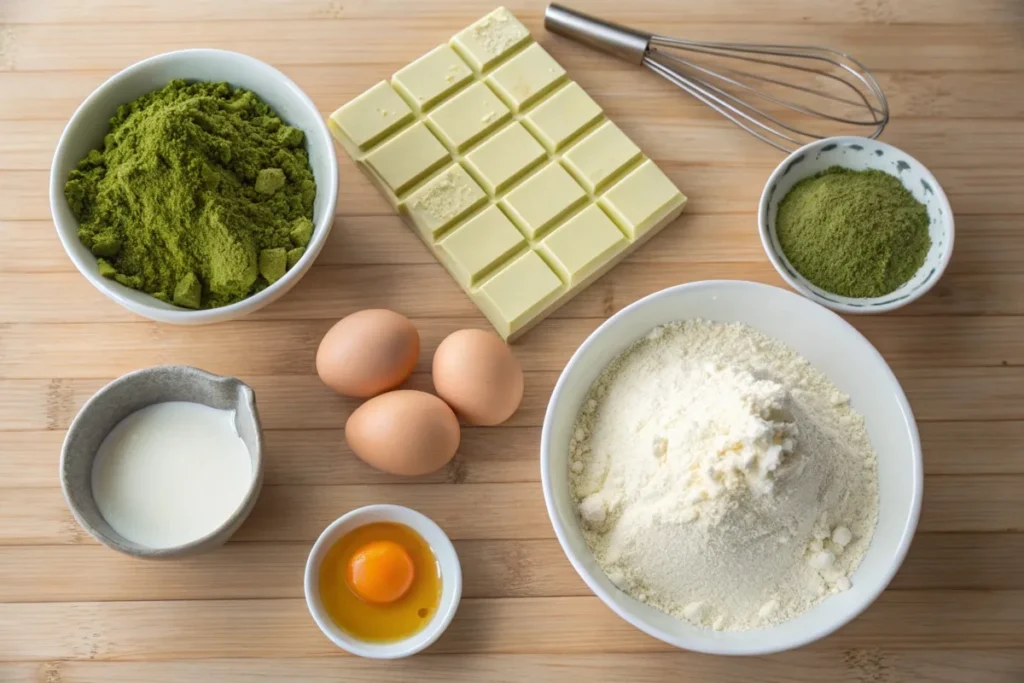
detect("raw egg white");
top-left (432, 328), bottom-right (523, 425)
top-left (316, 309), bottom-right (420, 398)
top-left (345, 390), bottom-right (460, 475)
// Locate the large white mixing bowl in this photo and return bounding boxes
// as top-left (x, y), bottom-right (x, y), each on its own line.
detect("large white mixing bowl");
top-left (541, 280), bottom-right (922, 655)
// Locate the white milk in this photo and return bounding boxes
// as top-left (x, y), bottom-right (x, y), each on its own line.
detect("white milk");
top-left (91, 401), bottom-right (253, 549)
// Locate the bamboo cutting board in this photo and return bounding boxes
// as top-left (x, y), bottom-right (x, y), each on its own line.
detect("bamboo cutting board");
top-left (1, 0), bottom-right (1023, 681)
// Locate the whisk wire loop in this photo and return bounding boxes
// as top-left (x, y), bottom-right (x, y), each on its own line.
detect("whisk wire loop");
top-left (646, 55), bottom-right (805, 151)
top-left (545, 3), bottom-right (889, 152)
top-left (649, 39), bottom-right (887, 122)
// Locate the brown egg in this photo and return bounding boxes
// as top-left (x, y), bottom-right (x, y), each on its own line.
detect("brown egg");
top-left (345, 390), bottom-right (460, 476)
top-left (316, 309), bottom-right (420, 398)
top-left (432, 328), bottom-right (524, 426)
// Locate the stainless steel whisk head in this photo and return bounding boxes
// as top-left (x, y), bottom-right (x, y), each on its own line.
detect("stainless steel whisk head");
top-left (545, 3), bottom-right (889, 152)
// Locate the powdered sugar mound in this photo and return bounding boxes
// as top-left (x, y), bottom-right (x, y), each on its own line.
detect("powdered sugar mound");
top-left (570, 320), bottom-right (879, 631)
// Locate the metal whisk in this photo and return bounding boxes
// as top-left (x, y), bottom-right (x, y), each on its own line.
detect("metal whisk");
top-left (544, 3), bottom-right (889, 152)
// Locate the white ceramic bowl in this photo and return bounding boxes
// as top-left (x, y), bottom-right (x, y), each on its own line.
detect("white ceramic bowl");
top-left (541, 280), bottom-right (922, 655)
top-left (304, 504), bottom-right (462, 659)
top-left (759, 136), bottom-right (953, 313)
top-left (50, 49), bottom-right (338, 324)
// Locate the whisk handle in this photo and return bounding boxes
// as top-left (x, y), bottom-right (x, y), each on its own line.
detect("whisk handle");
top-left (544, 3), bottom-right (651, 65)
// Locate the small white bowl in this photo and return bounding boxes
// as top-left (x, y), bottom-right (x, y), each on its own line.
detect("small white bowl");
top-left (50, 49), bottom-right (338, 324)
top-left (759, 136), bottom-right (953, 313)
top-left (541, 280), bottom-right (922, 655)
top-left (304, 504), bottom-right (462, 659)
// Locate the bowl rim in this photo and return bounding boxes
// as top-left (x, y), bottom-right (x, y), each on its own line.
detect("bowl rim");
top-left (757, 135), bottom-right (954, 314)
top-left (59, 365), bottom-right (265, 558)
top-left (540, 280), bottom-right (923, 655)
top-left (303, 504), bottom-right (464, 659)
top-left (49, 48), bottom-right (339, 323)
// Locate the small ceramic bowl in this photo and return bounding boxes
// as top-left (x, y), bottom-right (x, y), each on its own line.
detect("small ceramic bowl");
top-left (304, 504), bottom-right (462, 659)
top-left (60, 365), bottom-right (264, 558)
top-left (759, 136), bottom-right (954, 313)
top-left (50, 49), bottom-right (338, 324)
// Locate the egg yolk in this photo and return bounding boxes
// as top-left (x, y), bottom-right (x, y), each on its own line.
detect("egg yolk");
top-left (346, 540), bottom-right (416, 604)
top-left (319, 522), bottom-right (440, 642)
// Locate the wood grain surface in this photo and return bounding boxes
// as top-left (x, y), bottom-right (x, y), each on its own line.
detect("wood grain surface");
top-left (1, 0), bottom-right (1022, 681)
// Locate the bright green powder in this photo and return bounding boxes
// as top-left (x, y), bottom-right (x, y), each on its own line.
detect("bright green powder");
top-left (65, 79), bottom-right (316, 309)
top-left (776, 166), bottom-right (931, 298)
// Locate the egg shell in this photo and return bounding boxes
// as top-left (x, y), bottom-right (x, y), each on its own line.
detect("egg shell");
top-left (316, 309), bottom-right (420, 398)
top-left (432, 328), bottom-right (524, 426)
top-left (345, 390), bottom-right (460, 476)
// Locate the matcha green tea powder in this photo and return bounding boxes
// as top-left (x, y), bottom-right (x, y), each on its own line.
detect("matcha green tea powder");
top-left (65, 80), bottom-right (316, 309)
top-left (775, 166), bottom-right (931, 299)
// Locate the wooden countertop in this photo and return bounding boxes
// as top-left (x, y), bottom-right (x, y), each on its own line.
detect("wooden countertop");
top-left (1, 0), bottom-right (1023, 680)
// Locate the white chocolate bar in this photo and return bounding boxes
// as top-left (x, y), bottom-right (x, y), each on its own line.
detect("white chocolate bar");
top-left (328, 7), bottom-right (687, 340)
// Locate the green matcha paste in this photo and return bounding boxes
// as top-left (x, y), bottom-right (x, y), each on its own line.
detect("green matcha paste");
top-left (776, 166), bottom-right (931, 299)
top-left (65, 80), bottom-right (316, 309)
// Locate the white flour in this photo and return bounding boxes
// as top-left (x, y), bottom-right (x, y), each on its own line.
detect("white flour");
top-left (570, 320), bottom-right (879, 631)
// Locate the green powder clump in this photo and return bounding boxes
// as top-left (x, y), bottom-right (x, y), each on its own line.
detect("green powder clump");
top-left (65, 79), bottom-right (316, 309)
top-left (776, 166), bottom-right (931, 298)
